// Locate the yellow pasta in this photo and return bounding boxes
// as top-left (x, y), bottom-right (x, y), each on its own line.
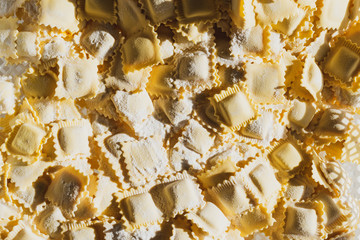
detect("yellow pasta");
top-left (0, 0), bottom-right (359, 239)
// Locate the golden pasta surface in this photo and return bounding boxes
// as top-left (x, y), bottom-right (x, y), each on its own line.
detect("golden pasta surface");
top-left (0, 0), bottom-right (360, 239)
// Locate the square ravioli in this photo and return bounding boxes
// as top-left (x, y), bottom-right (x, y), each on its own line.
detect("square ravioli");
top-left (318, 0), bottom-right (350, 29)
top-left (121, 31), bottom-right (162, 73)
top-left (245, 62), bottom-right (285, 104)
top-left (121, 192), bottom-right (163, 227)
top-left (284, 206), bottom-right (318, 237)
top-left (59, 58), bottom-right (99, 99)
top-left (38, 0), bottom-right (79, 32)
top-left (163, 178), bottom-right (203, 216)
top-left (10, 123), bottom-right (46, 156)
top-left (58, 126), bottom-right (90, 155)
top-left (177, 51), bottom-right (209, 81)
top-left (16, 32), bottom-right (37, 58)
top-left (81, 28), bottom-right (116, 60)
top-left (249, 164), bottom-right (280, 197)
top-left (182, 120), bottom-right (214, 155)
top-left (215, 89), bottom-right (255, 129)
top-left (121, 137), bottom-right (168, 185)
top-left (241, 160), bottom-right (282, 210)
top-left (52, 120), bottom-right (93, 160)
top-left (271, 142), bottom-right (303, 172)
top-left (324, 45), bottom-right (360, 84)
top-left (111, 90), bottom-right (154, 127)
top-left (45, 167), bottom-right (88, 214)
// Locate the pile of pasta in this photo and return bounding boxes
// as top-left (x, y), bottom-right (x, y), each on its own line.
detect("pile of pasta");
top-left (0, 0), bottom-right (360, 239)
